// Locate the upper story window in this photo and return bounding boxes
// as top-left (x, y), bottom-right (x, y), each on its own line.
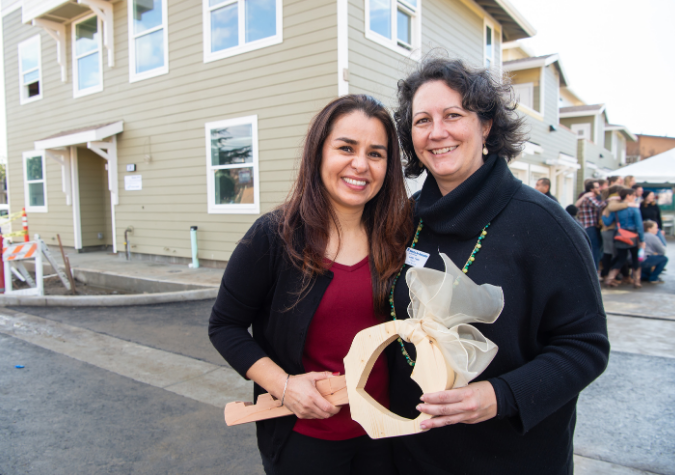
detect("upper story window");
top-left (18, 35), bottom-right (42, 105)
top-left (484, 20), bottom-right (495, 69)
top-left (128, 0), bottom-right (168, 82)
top-left (204, 0), bottom-right (282, 63)
top-left (366, 0), bottom-right (420, 56)
top-left (571, 123), bottom-right (591, 141)
top-left (23, 151), bottom-right (48, 213)
top-left (512, 82), bottom-right (533, 110)
top-left (205, 116), bottom-right (260, 214)
top-left (73, 15), bottom-right (103, 97)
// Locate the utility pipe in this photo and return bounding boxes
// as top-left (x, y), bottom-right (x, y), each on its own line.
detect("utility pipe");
top-left (190, 226), bottom-right (199, 269)
top-left (124, 226), bottom-right (133, 261)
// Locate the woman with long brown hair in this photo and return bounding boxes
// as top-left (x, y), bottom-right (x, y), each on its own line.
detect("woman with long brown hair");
top-left (209, 95), bottom-right (411, 474)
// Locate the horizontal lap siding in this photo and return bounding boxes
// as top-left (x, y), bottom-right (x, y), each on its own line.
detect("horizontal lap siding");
top-left (518, 65), bottom-right (577, 165)
top-left (422, 0), bottom-right (483, 68)
top-left (4, 0), bottom-right (338, 262)
top-left (347, 0), bottom-right (494, 108)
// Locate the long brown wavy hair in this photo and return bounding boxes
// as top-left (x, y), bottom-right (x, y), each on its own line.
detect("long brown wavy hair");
top-left (278, 95), bottom-right (412, 315)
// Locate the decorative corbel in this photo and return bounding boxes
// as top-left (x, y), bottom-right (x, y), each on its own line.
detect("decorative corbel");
top-left (78, 0), bottom-right (115, 67)
top-left (87, 137), bottom-right (118, 205)
top-left (31, 19), bottom-right (67, 82)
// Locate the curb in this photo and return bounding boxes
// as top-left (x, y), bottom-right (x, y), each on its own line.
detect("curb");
top-left (0, 287), bottom-right (219, 307)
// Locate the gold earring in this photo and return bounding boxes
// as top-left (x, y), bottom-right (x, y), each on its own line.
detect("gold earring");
top-left (482, 143), bottom-right (488, 155)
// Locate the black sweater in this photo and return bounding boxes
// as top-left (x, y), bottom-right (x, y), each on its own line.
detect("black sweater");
top-left (640, 202), bottom-right (662, 230)
top-left (389, 155), bottom-right (610, 475)
top-left (208, 213), bottom-right (336, 462)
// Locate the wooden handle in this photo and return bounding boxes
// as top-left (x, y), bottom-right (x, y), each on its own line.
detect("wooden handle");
top-left (224, 374), bottom-right (348, 426)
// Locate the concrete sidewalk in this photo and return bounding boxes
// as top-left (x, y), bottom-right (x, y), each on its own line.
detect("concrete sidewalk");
top-left (40, 246), bottom-right (225, 289)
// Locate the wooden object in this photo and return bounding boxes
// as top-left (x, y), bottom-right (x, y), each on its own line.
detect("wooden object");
top-left (225, 373), bottom-right (348, 426)
top-left (343, 320), bottom-right (455, 439)
top-left (56, 234), bottom-right (77, 295)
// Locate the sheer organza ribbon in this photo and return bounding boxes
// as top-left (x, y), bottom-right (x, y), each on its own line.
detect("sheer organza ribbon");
top-left (398, 254), bottom-right (505, 388)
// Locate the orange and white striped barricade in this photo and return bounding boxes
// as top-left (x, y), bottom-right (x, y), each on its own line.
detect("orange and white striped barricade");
top-left (2, 234), bottom-right (72, 296)
top-left (3, 238), bottom-right (43, 295)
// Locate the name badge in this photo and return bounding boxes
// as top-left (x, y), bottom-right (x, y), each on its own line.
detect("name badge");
top-left (405, 248), bottom-right (430, 268)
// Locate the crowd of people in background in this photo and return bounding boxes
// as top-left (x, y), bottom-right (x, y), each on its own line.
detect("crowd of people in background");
top-left (533, 175), bottom-right (669, 287)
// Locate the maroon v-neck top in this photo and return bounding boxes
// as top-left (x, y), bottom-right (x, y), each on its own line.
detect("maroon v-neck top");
top-left (293, 256), bottom-right (390, 440)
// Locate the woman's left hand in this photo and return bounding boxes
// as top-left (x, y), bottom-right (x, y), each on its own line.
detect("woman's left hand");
top-left (416, 381), bottom-right (497, 430)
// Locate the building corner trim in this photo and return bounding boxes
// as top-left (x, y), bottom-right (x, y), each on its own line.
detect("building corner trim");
top-left (337, 0), bottom-right (349, 96)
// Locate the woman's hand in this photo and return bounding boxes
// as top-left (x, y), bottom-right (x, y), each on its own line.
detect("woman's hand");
top-left (640, 242), bottom-right (646, 249)
top-left (245, 358), bottom-right (340, 420)
top-left (416, 381), bottom-right (497, 430)
top-left (282, 372), bottom-right (342, 420)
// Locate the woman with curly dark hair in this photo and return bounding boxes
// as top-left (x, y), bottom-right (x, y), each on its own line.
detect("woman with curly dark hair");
top-left (388, 58), bottom-right (610, 474)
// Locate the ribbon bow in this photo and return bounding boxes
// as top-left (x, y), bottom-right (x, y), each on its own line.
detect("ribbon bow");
top-left (398, 254), bottom-right (504, 388)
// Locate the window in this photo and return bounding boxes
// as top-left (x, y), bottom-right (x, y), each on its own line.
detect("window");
top-left (128, 0), bottom-right (168, 82)
top-left (571, 124), bottom-right (591, 141)
top-left (18, 36), bottom-right (42, 104)
top-left (366, 0), bottom-right (420, 56)
top-left (484, 19), bottom-right (495, 69)
top-left (204, 0), bottom-right (282, 62)
top-left (512, 83), bottom-right (534, 110)
top-left (205, 116), bottom-right (260, 214)
top-left (73, 15), bottom-right (103, 97)
top-left (23, 151), bottom-right (47, 212)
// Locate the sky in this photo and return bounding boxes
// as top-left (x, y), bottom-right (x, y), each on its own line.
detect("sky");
top-left (507, 0), bottom-right (675, 137)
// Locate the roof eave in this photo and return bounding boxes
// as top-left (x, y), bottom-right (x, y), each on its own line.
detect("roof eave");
top-left (493, 0), bottom-right (537, 40)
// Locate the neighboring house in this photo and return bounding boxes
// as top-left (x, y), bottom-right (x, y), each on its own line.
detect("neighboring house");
top-left (2, 0), bottom-right (533, 264)
top-left (502, 42), bottom-right (578, 207)
top-left (559, 104), bottom-right (635, 195)
top-left (626, 134), bottom-right (675, 164)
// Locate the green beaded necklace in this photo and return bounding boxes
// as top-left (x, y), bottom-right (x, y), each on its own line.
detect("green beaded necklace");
top-left (388, 219), bottom-right (491, 367)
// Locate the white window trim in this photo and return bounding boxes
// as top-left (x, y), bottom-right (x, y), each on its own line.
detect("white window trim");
top-left (23, 150), bottom-right (48, 213)
top-left (483, 17), bottom-right (495, 69)
top-left (18, 35), bottom-right (42, 105)
top-left (512, 82), bottom-right (534, 111)
top-left (205, 115), bottom-right (260, 215)
top-left (203, 0), bottom-right (283, 63)
top-left (571, 123), bottom-right (591, 141)
top-left (72, 13), bottom-right (104, 98)
top-left (128, 0), bottom-right (169, 83)
top-left (364, 0), bottom-right (422, 60)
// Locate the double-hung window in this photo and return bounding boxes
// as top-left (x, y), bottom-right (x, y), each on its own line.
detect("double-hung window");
top-left (366, 0), bottom-right (420, 56)
top-left (18, 36), bottom-right (42, 105)
top-left (203, 0), bottom-right (282, 63)
top-left (205, 116), bottom-right (260, 214)
top-left (73, 14), bottom-right (103, 97)
top-left (23, 151), bottom-right (47, 212)
top-left (484, 19), bottom-right (495, 69)
top-left (128, 0), bottom-right (168, 82)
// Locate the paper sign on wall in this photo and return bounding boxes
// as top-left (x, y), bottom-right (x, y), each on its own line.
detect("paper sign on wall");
top-left (125, 175), bottom-right (142, 191)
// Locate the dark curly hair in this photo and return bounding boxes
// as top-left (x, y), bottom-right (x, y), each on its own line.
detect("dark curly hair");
top-left (395, 57), bottom-right (526, 178)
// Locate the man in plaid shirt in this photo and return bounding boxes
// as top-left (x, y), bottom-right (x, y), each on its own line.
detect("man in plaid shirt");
top-left (577, 180), bottom-right (604, 270)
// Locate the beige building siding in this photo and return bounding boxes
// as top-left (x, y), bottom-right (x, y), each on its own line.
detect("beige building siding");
top-left (560, 115), bottom-right (596, 144)
top-left (346, 0), bottom-right (414, 107)
top-left (4, 0), bottom-right (339, 262)
top-left (518, 65), bottom-right (575, 164)
top-left (77, 148), bottom-right (109, 248)
top-left (347, 0), bottom-right (497, 108)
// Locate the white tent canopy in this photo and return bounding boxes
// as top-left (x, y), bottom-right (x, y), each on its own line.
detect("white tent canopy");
top-left (612, 148), bottom-right (675, 184)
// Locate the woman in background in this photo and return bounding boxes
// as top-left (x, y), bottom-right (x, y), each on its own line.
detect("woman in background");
top-left (640, 190), bottom-right (667, 245)
top-left (603, 187), bottom-right (645, 288)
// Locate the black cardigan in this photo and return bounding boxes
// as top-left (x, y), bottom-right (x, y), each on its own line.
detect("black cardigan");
top-left (389, 155), bottom-right (610, 475)
top-left (208, 213), bottom-right (335, 462)
top-left (640, 202), bottom-right (662, 230)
